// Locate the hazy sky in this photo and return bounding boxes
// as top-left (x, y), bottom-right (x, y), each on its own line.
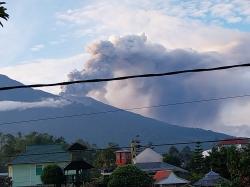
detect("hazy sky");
top-left (1, 0), bottom-right (250, 136)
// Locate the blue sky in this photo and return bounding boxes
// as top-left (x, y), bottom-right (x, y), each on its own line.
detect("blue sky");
top-left (1, 0), bottom-right (250, 136)
top-left (0, 0), bottom-right (92, 66)
top-left (1, 0), bottom-right (250, 67)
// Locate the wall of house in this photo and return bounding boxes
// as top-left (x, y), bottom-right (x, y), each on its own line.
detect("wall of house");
top-left (9, 162), bottom-right (68, 187)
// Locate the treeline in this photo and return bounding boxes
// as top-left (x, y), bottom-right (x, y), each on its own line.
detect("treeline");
top-left (0, 132), bottom-right (117, 173)
top-left (0, 132), bottom-right (67, 172)
top-left (163, 142), bottom-right (250, 186)
top-left (0, 132), bottom-right (249, 186)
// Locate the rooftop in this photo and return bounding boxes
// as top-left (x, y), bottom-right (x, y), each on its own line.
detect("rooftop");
top-left (154, 170), bottom-right (189, 185)
top-left (154, 170), bottom-right (172, 182)
top-left (68, 142), bottom-right (87, 151)
top-left (193, 170), bottom-right (229, 186)
top-left (217, 138), bottom-right (249, 146)
top-left (133, 148), bottom-right (163, 164)
top-left (135, 162), bottom-right (187, 173)
top-left (64, 160), bottom-right (93, 171)
top-left (10, 144), bottom-right (70, 165)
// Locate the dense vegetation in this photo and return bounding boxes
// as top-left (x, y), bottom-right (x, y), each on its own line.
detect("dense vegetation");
top-left (108, 165), bottom-right (153, 187)
top-left (0, 132), bottom-right (67, 172)
top-left (0, 132), bottom-right (249, 186)
top-left (41, 164), bottom-right (64, 187)
top-left (163, 143), bottom-right (250, 187)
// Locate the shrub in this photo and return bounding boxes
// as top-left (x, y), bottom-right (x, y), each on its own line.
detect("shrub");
top-left (41, 164), bottom-right (64, 187)
top-left (108, 165), bottom-right (153, 187)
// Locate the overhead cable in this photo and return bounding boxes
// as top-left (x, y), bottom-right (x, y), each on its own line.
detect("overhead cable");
top-left (0, 63), bottom-right (250, 91)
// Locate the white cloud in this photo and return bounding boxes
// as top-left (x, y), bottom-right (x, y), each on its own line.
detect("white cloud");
top-left (56, 1), bottom-right (249, 52)
top-left (219, 100), bottom-right (250, 127)
top-left (0, 98), bottom-right (70, 112)
top-left (31, 44), bottom-right (45, 52)
top-left (0, 54), bottom-right (89, 94)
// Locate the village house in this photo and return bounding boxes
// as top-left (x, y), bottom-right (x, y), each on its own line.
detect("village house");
top-left (133, 148), bottom-right (187, 174)
top-left (203, 138), bottom-right (250, 158)
top-left (217, 138), bottom-right (250, 149)
top-left (154, 170), bottom-right (190, 187)
top-left (8, 142), bottom-right (93, 187)
top-left (115, 148), bottom-right (189, 186)
top-left (193, 170), bottom-right (229, 187)
top-left (8, 144), bottom-right (70, 187)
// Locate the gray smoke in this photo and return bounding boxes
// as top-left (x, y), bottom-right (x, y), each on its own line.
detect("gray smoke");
top-left (61, 34), bottom-right (250, 136)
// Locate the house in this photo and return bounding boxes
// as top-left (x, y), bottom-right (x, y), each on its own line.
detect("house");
top-left (217, 138), bottom-right (249, 149)
top-left (193, 170), bottom-right (229, 187)
top-left (133, 148), bottom-right (187, 174)
top-left (8, 144), bottom-right (70, 187)
top-left (154, 170), bottom-right (190, 187)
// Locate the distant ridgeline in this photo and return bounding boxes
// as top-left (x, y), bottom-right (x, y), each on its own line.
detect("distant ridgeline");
top-left (0, 75), bottom-right (230, 153)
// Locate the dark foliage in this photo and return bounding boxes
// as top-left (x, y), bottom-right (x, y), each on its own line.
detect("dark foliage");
top-left (41, 164), bottom-right (64, 187)
top-left (108, 165), bottom-right (153, 187)
top-left (0, 2), bottom-right (9, 27)
top-left (0, 132), bottom-right (67, 170)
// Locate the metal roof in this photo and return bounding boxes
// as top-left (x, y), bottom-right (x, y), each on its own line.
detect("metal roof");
top-left (156, 171), bottom-right (189, 185)
top-left (193, 170), bottom-right (229, 186)
top-left (217, 138), bottom-right (249, 146)
top-left (135, 162), bottom-right (188, 173)
top-left (10, 144), bottom-right (70, 165)
top-left (64, 160), bottom-right (93, 171)
top-left (133, 148), bottom-right (163, 164)
top-left (68, 142), bottom-right (87, 151)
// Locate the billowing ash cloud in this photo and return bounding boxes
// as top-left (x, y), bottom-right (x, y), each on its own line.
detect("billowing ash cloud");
top-left (0, 98), bottom-right (70, 112)
top-left (61, 34), bottom-right (250, 136)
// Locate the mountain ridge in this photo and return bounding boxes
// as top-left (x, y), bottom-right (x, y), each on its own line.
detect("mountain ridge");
top-left (0, 75), bottom-right (230, 148)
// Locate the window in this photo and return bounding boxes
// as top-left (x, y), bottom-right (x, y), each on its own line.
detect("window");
top-left (36, 165), bottom-right (43, 176)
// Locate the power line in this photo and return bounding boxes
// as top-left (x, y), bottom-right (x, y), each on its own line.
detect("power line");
top-left (5, 137), bottom-right (250, 158)
top-left (1, 63), bottom-right (250, 91)
top-left (1, 93), bottom-right (250, 126)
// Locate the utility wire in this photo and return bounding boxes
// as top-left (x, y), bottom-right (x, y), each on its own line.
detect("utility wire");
top-left (5, 137), bottom-right (250, 158)
top-left (1, 63), bottom-right (250, 91)
top-left (1, 93), bottom-right (250, 126)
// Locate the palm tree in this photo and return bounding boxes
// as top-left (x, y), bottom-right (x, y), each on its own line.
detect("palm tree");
top-left (0, 2), bottom-right (9, 27)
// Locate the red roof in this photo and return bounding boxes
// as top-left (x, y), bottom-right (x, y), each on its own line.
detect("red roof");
top-left (154, 170), bottom-right (172, 182)
top-left (218, 138), bottom-right (249, 146)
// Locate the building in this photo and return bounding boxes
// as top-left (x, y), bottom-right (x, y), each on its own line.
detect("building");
top-left (193, 170), bottom-right (229, 187)
top-left (115, 149), bottom-right (132, 166)
top-left (133, 148), bottom-right (187, 174)
top-left (217, 138), bottom-right (249, 149)
top-left (64, 142), bottom-right (93, 187)
top-left (8, 144), bottom-right (70, 187)
top-left (203, 138), bottom-right (250, 158)
top-left (154, 170), bottom-right (190, 187)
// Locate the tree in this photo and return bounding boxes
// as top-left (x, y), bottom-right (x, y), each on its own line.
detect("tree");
top-left (204, 145), bottom-right (250, 187)
top-left (94, 143), bottom-right (118, 169)
top-left (189, 142), bottom-right (205, 175)
top-left (239, 145), bottom-right (250, 186)
top-left (205, 147), bottom-right (231, 179)
top-left (163, 154), bottom-right (181, 166)
top-left (0, 2), bottom-right (9, 27)
top-left (41, 164), bottom-right (64, 187)
top-left (180, 146), bottom-right (192, 168)
top-left (0, 132), bottom-right (67, 174)
top-left (163, 146), bottom-right (181, 166)
top-left (108, 165), bottom-right (153, 187)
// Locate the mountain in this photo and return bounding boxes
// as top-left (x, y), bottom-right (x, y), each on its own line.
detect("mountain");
top-left (0, 74), bottom-right (230, 149)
